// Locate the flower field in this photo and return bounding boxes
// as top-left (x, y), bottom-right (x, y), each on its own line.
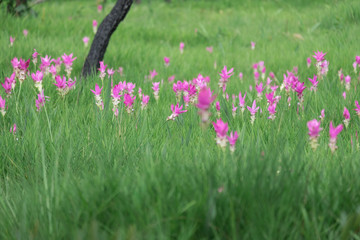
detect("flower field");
top-left (1, 0), bottom-right (360, 238)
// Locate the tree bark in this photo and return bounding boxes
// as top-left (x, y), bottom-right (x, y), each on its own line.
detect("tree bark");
top-left (82, 0), bottom-right (133, 78)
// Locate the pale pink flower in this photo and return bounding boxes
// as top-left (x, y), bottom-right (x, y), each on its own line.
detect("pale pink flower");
top-left (23, 29), bottom-right (28, 37)
top-left (167, 103), bottom-right (187, 121)
top-left (93, 20), bottom-right (98, 33)
top-left (353, 62), bottom-right (357, 74)
top-left (179, 42), bottom-right (185, 53)
top-left (319, 109), bottom-right (325, 120)
top-left (83, 36), bottom-right (90, 47)
top-left (124, 94), bottom-right (136, 113)
top-left (247, 100), bottom-right (259, 124)
top-left (206, 46), bottom-right (213, 53)
top-left (149, 69), bottom-right (158, 80)
top-left (308, 75), bottom-right (318, 92)
top-left (168, 75), bottom-right (175, 82)
top-left (31, 71), bottom-right (44, 92)
top-left (307, 119), bottom-right (322, 150)
top-left (117, 67), bottom-right (124, 76)
top-left (141, 95), bottom-right (150, 110)
top-left (354, 101), bottom-right (360, 117)
top-left (268, 103), bottom-right (277, 120)
top-left (62, 53), bottom-right (77, 77)
top-left (343, 92), bottom-right (346, 100)
top-left (2, 72), bottom-right (16, 95)
top-left (0, 95), bottom-right (6, 116)
top-left (343, 107), bottom-right (350, 128)
top-left (239, 72), bottom-right (243, 81)
top-left (251, 41), bottom-right (255, 50)
top-left (97, 5), bottom-right (103, 13)
top-left (329, 121), bottom-right (343, 153)
top-left (10, 36), bottom-right (15, 46)
top-left (345, 75), bottom-right (351, 91)
top-left (255, 82), bottom-right (265, 98)
top-left (98, 61), bottom-right (107, 80)
top-left (35, 90), bottom-right (48, 112)
top-left (90, 83), bottom-right (103, 110)
top-left (313, 51), bottom-right (327, 62)
top-left (40, 55), bottom-right (52, 74)
top-left (218, 66), bottom-right (234, 94)
top-left (164, 57), bottom-right (170, 67)
top-left (197, 87), bottom-right (216, 123)
top-left (152, 82), bottom-right (160, 101)
top-left (107, 68), bottom-right (115, 78)
top-left (238, 91), bottom-right (246, 113)
top-left (232, 103), bottom-right (237, 117)
top-left (307, 57), bottom-right (311, 68)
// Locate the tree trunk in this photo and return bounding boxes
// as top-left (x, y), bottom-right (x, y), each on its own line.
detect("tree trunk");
top-left (82, 0), bottom-right (133, 78)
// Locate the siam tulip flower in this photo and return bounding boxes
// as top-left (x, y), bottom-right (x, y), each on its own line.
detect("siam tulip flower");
top-left (141, 95), bottom-right (150, 110)
top-left (238, 91), bottom-right (246, 114)
top-left (254, 71), bottom-right (260, 84)
top-left (255, 82), bottom-right (265, 99)
top-left (10, 36), bottom-right (15, 47)
top-left (164, 57), bottom-right (170, 67)
top-left (265, 91), bottom-right (276, 105)
top-left (232, 104), bottom-right (237, 118)
top-left (111, 83), bottom-right (122, 116)
top-left (179, 42), bottom-right (185, 53)
top-left (268, 103), bottom-right (277, 120)
top-left (98, 61), bottom-right (107, 82)
top-left (54, 75), bottom-right (76, 97)
top-left (353, 62), bottom-right (357, 74)
top-left (294, 81), bottom-right (306, 109)
top-left (338, 69), bottom-right (344, 84)
top-left (247, 100), bottom-right (259, 125)
top-left (2, 72), bottom-right (16, 95)
top-left (10, 123), bottom-right (16, 134)
top-left (117, 67), bottom-right (124, 76)
top-left (32, 49), bottom-right (39, 67)
top-left (196, 86), bottom-right (216, 123)
top-left (307, 57), bottom-right (311, 68)
top-left (329, 121), bottom-right (343, 153)
top-left (269, 72), bottom-right (275, 80)
top-left (31, 71), bottom-right (44, 92)
top-left (35, 90), bottom-right (48, 112)
top-left (239, 72), bottom-right (243, 81)
top-left (93, 20), bottom-right (98, 33)
top-left (232, 94), bottom-right (236, 105)
top-left (97, 5), bottom-right (103, 13)
top-left (152, 82), bottom-right (160, 101)
top-left (308, 75), bottom-right (318, 92)
top-left (206, 46), bottom-right (213, 53)
top-left (52, 57), bottom-right (62, 72)
top-left (40, 55), bottom-right (52, 75)
top-left (124, 94), bottom-right (136, 114)
top-left (107, 68), bottom-right (115, 80)
top-left (345, 75), bottom-right (351, 91)
top-left (90, 83), bottom-right (104, 110)
top-left (287, 96), bottom-right (291, 107)
top-left (319, 109), bottom-right (325, 121)
top-left (343, 92), bottom-right (346, 100)
top-left (138, 87), bottom-right (142, 99)
top-left (320, 60), bottom-right (329, 77)
top-left (125, 82), bottom-right (136, 96)
top-left (167, 103), bottom-right (187, 121)
top-left (343, 107), bottom-right (350, 128)
top-left (17, 58), bottom-right (30, 84)
top-left (216, 101), bottom-right (221, 117)
top-left (0, 95), bottom-right (6, 116)
top-left (307, 119), bottom-right (322, 150)
top-left (226, 93), bottom-right (229, 101)
top-left (62, 53), bottom-right (77, 77)
top-left (83, 36), bottom-right (90, 47)
top-left (261, 66), bottom-right (266, 80)
top-left (356, 56), bottom-right (360, 65)
top-left (251, 41), bottom-right (255, 50)
top-left (266, 77), bottom-right (272, 91)
top-left (227, 131), bottom-right (238, 153)
top-left (270, 85), bottom-right (279, 92)
top-left (313, 51), bottom-right (327, 63)
top-left (149, 69), bottom-right (158, 80)
top-left (249, 85), bottom-right (253, 91)
top-left (49, 65), bottom-right (57, 79)
top-left (212, 119), bottom-right (228, 148)
top-left (23, 29), bottom-right (28, 37)
top-left (218, 66), bottom-right (234, 94)
top-left (354, 101), bottom-right (360, 117)
top-left (11, 57), bottom-right (20, 73)
top-left (168, 75), bottom-right (175, 82)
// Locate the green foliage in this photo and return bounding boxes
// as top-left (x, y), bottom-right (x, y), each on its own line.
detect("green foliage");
top-left (1, 0), bottom-right (360, 239)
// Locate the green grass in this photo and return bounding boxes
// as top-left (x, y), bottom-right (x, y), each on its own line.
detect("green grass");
top-left (1, 0), bottom-right (360, 239)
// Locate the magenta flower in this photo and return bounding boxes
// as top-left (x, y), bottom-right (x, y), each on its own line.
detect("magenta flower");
top-left (354, 101), bottom-right (360, 117)
top-left (179, 42), bottom-right (185, 53)
top-left (313, 51), bottom-right (327, 62)
top-left (93, 20), bottom-right (98, 33)
top-left (212, 119), bottom-right (229, 148)
top-left (343, 107), bottom-right (350, 128)
top-left (343, 91), bottom-right (346, 100)
top-left (91, 83), bottom-right (102, 96)
top-left (196, 86), bottom-right (216, 110)
top-left (216, 101), bottom-right (220, 112)
top-left (141, 95), bottom-right (150, 110)
top-left (149, 69), bottom-right (158, 80)
top-left (83, 36), bottom-right (90, 47)
top-left (320, 109), bottom-right (325, 120)
top-left (308, 75), bottom-right (318, 92)
top-left (255, 82), bottom-right (265, 98)
top-left (0, 95), bottom-right (6, 116)
top-left (307, 119), bottom-right (322, 150)
top-left (31, 71), bottom-right (44, 92)
top-left (10, 36), bottom-right (15, 46)
top-left (307, 57), bottom-right (311, 68)
top-left (247, 100), bottom-right (259, 124)
top-left (345, 75), bottom-right (351, 91)
top-left (2, 72), bottom-right (16, 95)
top-left (40, 55), bottom-right (52, 74)
top-left (356, 56), bottom-right (360, 65)
top-left (97, 5), bottom-right (103, 12)
top-left (218, 66), bottom-right (234, 94)
top-left (152, 82), bottom-right (160, 101)
top-left (206, 46), bottom-right (213, 53)
top-left (23, 29), bottom-right (28, 37)
top-left (62, 53), bottom-right (77, 68)
top-left (227, 131), bottom-right (239, 152)
top-left (268, 103), bottom-right (277, 120)
top-left (329, 121), bottom-right (343, 153)
top-left (10, 123), bottom-right (16, 134)
top-left (232, 103), bottom-right (237, 117)
top-left (167, 103), bottom-right (187, 121)
top-left (35, 90), bottom-right (48, 112)
top-left (251, 41), bottom-right (255, 50)
top-left (164, 57), bottom-right (170, 67)
top-left (168, 75), bottom-right (175, 82)
top-left (124, 93), bottom-right (136, 113)
top-left (239, 72), bottom-right (243, 81)
top-left (238, 92), bottom-right (246, 114)
top-left (107, 68), bottom-right (115, 78)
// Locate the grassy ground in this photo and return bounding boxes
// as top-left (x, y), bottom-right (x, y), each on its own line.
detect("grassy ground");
top-left (1, 0), bottom-right (360, 239)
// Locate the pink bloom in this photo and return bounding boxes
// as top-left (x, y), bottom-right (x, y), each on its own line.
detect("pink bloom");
top-left (247, 100), bottom-right (259, 116)
top-left (212, 119), bottom-right (229, 148)
top-left (98, 61), bottom-right (107, 73)
top-left (251, 41), bottom-right (255, 50)
top-left (268, 103), bottom-right (277, 120)
top-left (35, 90), bottom-right (47, 111)
top-left (179, 42), bottom-right (185, 53)
top-left (307, 57), bottom-right (311, 68)
top-left (40, 55), bottom-right (52, 72)
top-left (117, 67), bottom-right (124, 76)
top-left (329, 121), bottom-right (343, 139)
top-left (31, 70), bottom-right (44, 91)
top-left (0, 95), bottom-right (6, 116)
top-left (354, 101), bottom-right (360, 117)
top-left (196, 87), bottom-right (216, 110)
top-left (149, 69), bottom-right (158, 80)
top-left (164, 57), bottom-right (170, 67)
top-left (90, 83), bottom-right (102, 96)
top-left (313, 51), bottom-right (327, 62)
top-left (23, 29), bottom-right (28, 37)
top-left (124, 94), bottom-right (136, 108)
top-left (167, 103), bottom-right (187, 121)
top-left (83, 36), bottom-right (90, 47)
top-left (307, 119), bottom-right (322, 139)
top-left (269, 72), bottom-right (275, 79)
top-left (218, 66), bottom-right (234, 93)
top-left (2, 81), bottom-right (12, 95)
top-left (356, 56), bottom-right (360, 65)
top-left (49, 65), bottom-right (57, 77)
top-left (11, 57), bottom-right (20, 69)
top-left (54, 75), bottom-right (67, 89)
top-left (107, 68), bottom-right (115, 77)
top-left (320, 109), bottom-right (325, 120)
top-left (294, 82), bottom-right (306, 98)
top-left (232, 103), bottom-right (237, 117)
top-left (353, 62), bottom-right (357, 73)
top-left (216, 101), bottom-right (220, 111)
top-left (343, 107), bottom-right (350, 120)
top-left (227, 131), bottom-right (239, 152)
top-left (97, 5), bottom-right (103, 12)
top-left (152, 82), bottom-right (160, 92)
top-left (206, 46), bottom-right (213, 53)
top-left (265, 91), bottom-right (275, 105)
top-left (168, 75), bottom-right (175, 82)
top-left (239, 72), bottom-right (243, 80)
top-left (10, 123), bottom-right (16, 134)
top-left (343, 92), bottom-right (346, 100)
top-left (239, 92), bottom-right (246, 108)
top-left (62, 53), bottom-right (77, 68)
top-left (255, 82), bottom-right (265, 97)
top-left (345, 75), bottom-right (351, 84)
top-left (308, 75), bottom-right (318, 91)
top-left (93, 20), bottom-right (98, 27)
top-left (10, 36), bottom-right (15, 46)
top-left (141, 95), bottom-right (150, 109)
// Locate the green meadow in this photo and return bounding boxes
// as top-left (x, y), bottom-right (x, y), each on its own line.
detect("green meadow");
top-left (1, 0), bottom-right (360, 239)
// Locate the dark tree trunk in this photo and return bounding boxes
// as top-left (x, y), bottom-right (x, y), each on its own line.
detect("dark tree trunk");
top-left (82, 0), bottom-right (133, 78)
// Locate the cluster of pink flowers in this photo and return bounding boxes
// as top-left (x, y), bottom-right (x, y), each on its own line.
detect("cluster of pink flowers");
top-left (62, 53), bottom-right (77, 77)
top-left (53, 75), bottom-right (76, 97)
top-left (212, 119), bottom-right (239, 152)
top-left (218, 66), bottom-right (234, 94)
top-left (2, 72), bottom-right (16, 96)
top-left (196, 86), bottom-right (216, 124)
top-left (11, 57), bottom-right (30, 84)
top-left (312, 51), bottom-right (329, 78)
top-left (167, 103), bottom-right (187, 121)
top-left (172, 80), bottom-right (197, 106)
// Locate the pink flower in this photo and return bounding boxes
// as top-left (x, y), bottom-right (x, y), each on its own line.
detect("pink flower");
top-left (93, 20), bottom-right (98, 33)
top-left (206, 46), bottom-right (213, 53)
top-left (307, 57), bottom-right (311, 68)
top-left (164, 57), bottom-right (170, 67)
top-left (251, 41), bottom-right (255, 50)
top-left (216, 101), bottom-right (220, 111)
top-left (354, 101), bottom-right (360, 117)
top-left (356, 56), bottom-right (360, 65)
top-left (255, 82), bottom-right (265, 97)
top-left (320, 109), bottom-right (325, 120)
top-left (232, 103), bottom-right (237, 117)
top-left (247, 100), bottom-right (259, 116)
top-left (10, 36), bottom-right (15, 46)
top-left (238, 92), bottom-right (246, 108)
top-left (343, 92), bottom-right (346, 100)
top-left (218, 66), bottom-right (234, 93)
top-left (149, 69), bottom-right (158, 80)
top-left (329, 121), bottom-right (343, 139)
top-left (268, 103), bottom-right (277, 120)
top-left (266, 91), bottom-right (275, 105)
top-left (212, 119), bottom-right (229, 148)
top-left (35, 90), bottom-right (48, 111)
top-left (0, 95), bottom-right (6, 116)
top-left (83, 36), bottom-right (90, 47)
top-left (307, 119), bottom-right (322, 139)
top-left (62, 53), bottom-right (77, 68)
top-left (11, 57), bottom-right (20, 69)
top-left (97, 5), bottom-right (103, 13)
top-left (295, 82), bottom-right (306, 98)
top-left (227, 131), bottom-right (239, 152)
top-left (167, 103), bottom-right (187, 121)
top-left (107, 68), bottom-right (115, 77)
top-left (31, 70), bottom-right (44, 92)
top-left (313, 51), bottom-right (327, 62)
top-left (196, 87), bottom-right (216, 110)
top-left (141, 95), bottom-right (150, 110)
top-left (40, 55), bottom-right (52, 72)
top-left (90, 83), bottom-right (102, 96)
top-left (23, 29), bottom-right (28, 37)
top-left (239, 72), bottom-right (243, 80)
top-left (98, 61), bottom-right (107, 73)
top-left (343, 107), bottom-right (350, 120)
top-left (152, 82), bottom-right (160, 92)
top-left (117, 67), bottom-right (124, 76)
top-left (168, 75), bottom-right (175, 82)
top-left (124, 94), bottom-right (136, 110)
top-left (308, 75), bottom-right (318, 91)
top-left (179, 42), bottom-right (185, 53)
top-left (10, 123), bottom-right (16, 134)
